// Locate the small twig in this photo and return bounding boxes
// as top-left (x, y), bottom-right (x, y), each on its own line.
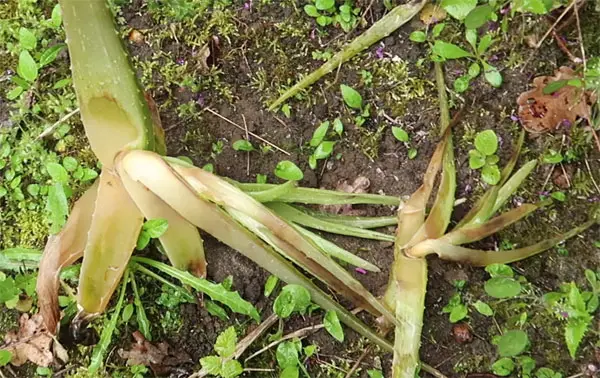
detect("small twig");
top-left (245, 323), bottom-right (325, 362)
top-left (559, 163), bottom-right (571, 187)
top-left (37, 108), bottom-right (80, 139)
top-left (188, 314), bottom-right (278, 378)
top-left (344, 344), bottom-right (372, 378)
top-left (551, 30), bottom-right (582, 63)
top-left (243, 368), bottom-right (275, 373)
top-left (242, 114), bottom-right (250, 176)
top-left (520, 0), bottom-right (576, 72)
top-left (584, 158), bottom-right (600, 194)
top-left (203, 107), bottom-right (290, 155)
top-left (573, 0), bottom-right (586, 72)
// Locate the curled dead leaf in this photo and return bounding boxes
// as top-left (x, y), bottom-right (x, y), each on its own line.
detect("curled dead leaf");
top-left (3, 314), bottom-right (57, 367)
top-left (118, 331), bottom-right (192, 375)
top-left (419, 3), bottom-right (447, 25)
top-left (517, 67), bottom-right (597, 134)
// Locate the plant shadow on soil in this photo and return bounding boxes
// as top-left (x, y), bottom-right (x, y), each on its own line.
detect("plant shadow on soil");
top-left (3, 0), bottom-right (600, 377)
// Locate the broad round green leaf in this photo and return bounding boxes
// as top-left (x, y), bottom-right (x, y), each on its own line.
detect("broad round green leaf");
top-left (409, 31), bottom-right (427, 43)
top-left (314, 141), bottom-right (335, 160)
top-left (485, 68), bottom-right (503, 88)
top-left (474, 130), bottom-right (498, 155)
top-left (468, 149), bottom-right (486, 169)
top-left (432, 40), bottom-right (473, 60)
top-left (324, 310), bottom-right (344, 342)
top-left (485, 277), bottom-right (521, 298)
top-left (464, 5), bottom-right (494, 29)
top-left (304, 4), bottom-right (320, 17)
top-left (18, 27), bottom-right (37, 50)
top-left (441, 0), bottom-right (477, 20)
top-left (392, 127), bottom-right (409, 142)
top-left (232, 139), bottom-right (255, 151)
top-left (46, 162), bottom-right (69, 183)
top-left (315, 0), bottom-right (335, 11)
top-left (454, 76), bottom-right (470, 93)
top-left (17, 51), bottom-right (38, 83)
top-left (340, 84), bottom-right (363, 109)
top-left (275, 160), bottom-right (304, 181)
top-left (481, 164), bottom-right (501, 185)
top-left (497, 330), bottom-right (529, 357)
top-left (491, 357), bottom-right (515, 376)
top-left (473, 300), bottom-right (494, 316)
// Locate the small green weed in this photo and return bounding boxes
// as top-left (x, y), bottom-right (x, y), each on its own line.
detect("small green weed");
top-left (469, 130), bottom-right (501, 185)
top-left (304, 0), bottom-right (361, 32)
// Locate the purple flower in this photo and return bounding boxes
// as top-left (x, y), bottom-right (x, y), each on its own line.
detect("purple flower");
top-left (355, 267), bottom-right (367, 275)
top-left (375, 46), bottom-right (384, 59)
top-left (559, 311), bottom-right (569, 318)
top-left (310, 28), bottom-right (316, 40)
top-left (197, 93), bottom-right (205, 107)
top-left (244, 0), bottom-right (252, 10)
top-left (500, 5), bottom-right (511, 14)
top-left (562, 119), bottom-right (572, 129)
top-left (510, 115), bottom-right (520, 122)
top-left (176, 58), bottom-right (185, 65)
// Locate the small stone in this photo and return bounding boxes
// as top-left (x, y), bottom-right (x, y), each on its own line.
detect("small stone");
top-left (128, 29), bottom-right (144, 44)
top-left (452, 323), bottom-right (473, 344)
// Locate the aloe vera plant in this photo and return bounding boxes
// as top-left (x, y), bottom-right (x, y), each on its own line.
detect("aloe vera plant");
top-left (384, 62), bottom-right (598, 378)
top-left (36, 0), bottom-right (401, 355)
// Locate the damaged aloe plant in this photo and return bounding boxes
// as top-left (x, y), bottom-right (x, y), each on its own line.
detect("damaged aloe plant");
top-left (37, 0), bottom-right (404, 361)
top-left (30, 0), bottom-right (598, 376)
top-left (383, 62), bottom-right (598, 378)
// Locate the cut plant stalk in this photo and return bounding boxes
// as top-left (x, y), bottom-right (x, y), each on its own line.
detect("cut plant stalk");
top-left (385, 61), bottom-right (597, 378)
top-left (268, 0), bottom-right (427, 110)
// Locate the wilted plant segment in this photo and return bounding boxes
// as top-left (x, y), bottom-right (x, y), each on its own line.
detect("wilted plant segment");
top-left (385, 62), bottom-right (598, 378)
top-left (35, 0), bottom-right (406, 354)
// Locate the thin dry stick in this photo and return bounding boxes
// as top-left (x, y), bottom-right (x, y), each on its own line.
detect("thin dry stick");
top-left (520, 0), bottom-right (576, 73)
top-left (241, 114), bottom-right (250, 176)
top-left (573, 0), bottom-right (586, 72)
top-left (551, 30), bottom-right (582, 63)
top-left (37, 108), bottom-right (80, 139)
top-left (245, 323), bottom-right (325, 362)
top-left (203, 107), bottom-right (291, 156)
top-left (584, 158), bottom-right (600, 194)
top-left (188, 313), bottom-right (278, 378)
top-left (344, 344), bottom-right (372, 378)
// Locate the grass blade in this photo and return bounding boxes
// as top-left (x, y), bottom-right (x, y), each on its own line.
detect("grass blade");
top-left (130, 273), bottom-right (152, 340)
top-left (133, 257), bottom-right (259, 321)
top-left (89, 269), bottom-right (129, 374)
top-left (299, 209), bottom-right (397, 229)
top-left (0, 248), bottom-right (42, 271)
top-left (292, 225), bottom-right (380, 272)
top-left (120, 172), bottom-right (206, 277)
top-left (78, 170), bottom-right (143, 315)
top-left (266, 203), bottom-right (394, 241)
top-left (235, 182), bottom-right (400, 206)
top-left (268, 0), bottom-right (426, 110)
top-left (408, 219), bottom-right (596, 265)
top-left (36, 181), bottom-right (98, 333)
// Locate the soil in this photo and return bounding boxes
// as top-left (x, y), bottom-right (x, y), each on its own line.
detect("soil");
top-left (2, 0), bottom-right (600, 377)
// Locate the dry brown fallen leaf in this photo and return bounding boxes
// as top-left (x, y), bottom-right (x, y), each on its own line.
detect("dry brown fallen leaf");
top-left (118, 331), bottom-right (192, 376)
top-left (517, 66), bottom-right (597, 134)
top-left (419, 3), bottom-right (447, 25)
top-left (2, 313), bottom-right (65, 367)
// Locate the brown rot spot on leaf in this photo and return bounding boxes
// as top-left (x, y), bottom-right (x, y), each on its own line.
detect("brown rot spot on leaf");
top-left (517, 67), bottom-right (596, 134)
top-left (2, 313), bottom-right (63, 367)
top-left (419, 3), bottom-right (447, 25)
top-left (118, 331), bottom-right (192, 376)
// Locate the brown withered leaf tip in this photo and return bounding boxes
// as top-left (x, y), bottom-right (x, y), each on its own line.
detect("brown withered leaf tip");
top-left (118, 331), bottom-right (192, 376)
top-left (517, 67), bottom-right (597, 134)
top-left (2, 313), bottom-right (60, 367)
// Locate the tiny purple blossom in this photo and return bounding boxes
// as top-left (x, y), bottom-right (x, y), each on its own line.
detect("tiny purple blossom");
top-left (510, 115), bottom-right (520, 122)
top-left (355, 267), bottom-right (367, 275)
top-left (176, 58), bottom-right (185, 65)
top-left (562, 119), bottom-right (572, 128)
top-left (375, 46), bottom-right (384, 59)
top-left (310, 28), bottom-right (316, 40)
top-left (559, 311), bottom-right (569, 318)
top-left (196, 93), bottom-right (205, 107)
top-left (244, 0), bottom-right (252, 10)
top-left (500, 5), bottom-right (511, 14)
